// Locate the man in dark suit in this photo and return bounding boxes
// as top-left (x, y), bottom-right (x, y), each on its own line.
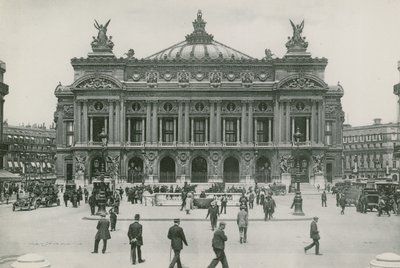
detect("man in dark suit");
top-left (167, 218), bottom-right (188, 268)
top-left (206, 201), bottom-right (220, 231)
top-left (208, 222), bottom-right (229, 268)
top-left (127, 214), bottom-right (145, 265)
top-left (92, 212), bottom-right (111, 254)
top-left (304, 216), bottom-right (322, 255)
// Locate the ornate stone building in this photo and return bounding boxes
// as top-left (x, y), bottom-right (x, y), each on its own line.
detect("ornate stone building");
top-left (343, 119), bottom-right (400, 181)
top-left (54, 12), bottom-right (344, 185)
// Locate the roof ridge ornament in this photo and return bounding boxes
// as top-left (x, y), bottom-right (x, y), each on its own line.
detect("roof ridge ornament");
top-left (185, 10), bottom-right (214, 44)
top-left (285, 19), bottom-right (308, 53)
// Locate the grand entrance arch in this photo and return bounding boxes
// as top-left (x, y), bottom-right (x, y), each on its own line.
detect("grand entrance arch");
top-left (255, 157), bottom-right (271, 183)
top-left (128, 157), bottom-right (144, 183)
top-left (191, 156), bottom-right (208, 182)
top-left (223, 157), bottom-right (239, 182)
top-left (159, 156), bottom-right (176, 183)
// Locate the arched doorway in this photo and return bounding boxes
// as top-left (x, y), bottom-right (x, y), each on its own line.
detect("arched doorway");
top-left (128, 157), bottom-right (144, 183)
top-left (91, 156), bottom-right (106, 179)
top-left (159, 156), bottom-right (176, 183)
top-left (291, 156), bottom-right (309, 183)
top-left (392, 174), bottom-right (398, 181)
top-left (191, 157), bottom-right (208, 182)
top-left (255, 157), bottom-right (271, 183)
top-left (223, 157), bottom-right (239, 182)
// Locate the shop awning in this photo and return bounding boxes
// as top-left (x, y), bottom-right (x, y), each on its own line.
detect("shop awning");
top-left (47, 163), bottom-right (52, 168)
top-left (19, 136), bottom-right (23, 140)
top-left (7, 161), bottom-right (13, 168)
top-left (46, 138), bottom-right (51, 141)
top-left (7, 135), bottom-right (12, 139)
top-left (13, 136), bottom-right (18, 139)
top-left (19, 162), bottom-right (24, 169)
top-left (31, 162), bottom-right (36, 167)
top-left (25, 137), bottom-right (30, 140)
top-left (36, 162), bottom-right (41, 168)
top-left (42, 162), bottom-right (46, 168)
top-left (0, 169), bottom-right (22, 182)
top-left (13, 161), bottom-right (19, 168)
top-left (31, 137), bottom-right (35, 141)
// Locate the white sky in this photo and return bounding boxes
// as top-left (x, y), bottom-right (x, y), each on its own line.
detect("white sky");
top-left (0, 0), bottom-right (399, 128)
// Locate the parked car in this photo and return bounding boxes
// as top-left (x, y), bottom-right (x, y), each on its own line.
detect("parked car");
top-left (39, 185), bottom-right (60, 207)
top-left (12, 194), bottom-right (40, 211)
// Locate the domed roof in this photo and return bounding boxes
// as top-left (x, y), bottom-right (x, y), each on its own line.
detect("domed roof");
top-left (146, 11), bottom-right (254, 61)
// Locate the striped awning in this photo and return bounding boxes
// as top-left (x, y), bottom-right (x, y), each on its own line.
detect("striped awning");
top-left (31, 137), bottom-right (35, 141)
top-left (25, 137), bottom-right (30, 140)
top-left (7, 135), bottom-right (12, 139)
top-left (13, 161), bottom-right (19, 168)
top-left (36, 162), bottom-right (41, 168)
top-left (31, 162), bottom-right (36, 167)
top-left (46, 162), bottom-right (52, 168)
top-left (7, 161), bottom-right (13, 168)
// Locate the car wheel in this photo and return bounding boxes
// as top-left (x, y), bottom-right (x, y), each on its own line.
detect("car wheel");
top-left (12, 205), bottom-right (15, 211)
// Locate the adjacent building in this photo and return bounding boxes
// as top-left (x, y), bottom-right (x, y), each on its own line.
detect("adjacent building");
top-left (3, 123), bottom-right (56, 181)
top-left (54, 12), bottom-right (344, 186)
top-left (343, 119), bottom-right (400, 181)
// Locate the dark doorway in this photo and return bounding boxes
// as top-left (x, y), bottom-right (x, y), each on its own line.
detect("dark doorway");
top-left (326, 163), bottom-right (333, 183)
top-left (66, 163), bottom-right (73, 181)
top-left (160, 156), bottom-right (175, 183)
top-left (255, 157), bottom-right (271, 183)
top-left (128, 157), bottom-right (144, 183)
top-left (191, 157), bottom-right (208, 182)
top-left (223, 157), bottom-right (239, 182)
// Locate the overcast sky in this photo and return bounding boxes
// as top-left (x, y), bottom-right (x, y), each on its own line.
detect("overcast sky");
top-left (1, 0), bottom-right (399, 128)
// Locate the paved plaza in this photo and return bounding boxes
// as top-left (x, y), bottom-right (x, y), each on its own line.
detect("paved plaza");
top-left (0, 186), bottom-right (399, 268)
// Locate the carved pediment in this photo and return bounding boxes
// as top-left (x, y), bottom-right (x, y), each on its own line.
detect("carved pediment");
top-left (73, 74), bottom-right (122, 89)
top-left (278, 73), bottom-right (327, 90)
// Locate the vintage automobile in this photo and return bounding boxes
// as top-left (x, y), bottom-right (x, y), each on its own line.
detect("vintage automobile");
top-left (375, 180), bottom-right (399, 196)
top-left (64, 181), bottom-right (77, 198)
top-left (12, 194), bottom-right (40, 211)
top-left (269, 183), bottom-right (287, 195)
top-left (360, 188), bottom-right (380, 212)
top-left (39, 185), bottom-right (60, 207)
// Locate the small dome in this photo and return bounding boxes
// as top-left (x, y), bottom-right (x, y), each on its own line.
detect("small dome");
top-left (146, 10), bottom-right (253, 61)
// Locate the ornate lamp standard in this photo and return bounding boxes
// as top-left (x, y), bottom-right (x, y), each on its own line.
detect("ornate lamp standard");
top-left (96, 128), bottom-right (108, 215)
top-left (292, 127), bottom-right (305, 216)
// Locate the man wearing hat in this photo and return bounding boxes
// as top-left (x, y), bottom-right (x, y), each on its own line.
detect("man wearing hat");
top-left (167, 218), bottom-right (188, 268)
top-left (127, 214), bottom-right (145, 264)
top-left (206, 200), bottom-right (220, 231)
top-left (208, 222), bottom-right (229, 268)
top-left (236, 205), bottom-right (248, 243)
top-left (92, 212), bottom-right (111, 254)
top-left (304, 216), bottom-right (322, 255)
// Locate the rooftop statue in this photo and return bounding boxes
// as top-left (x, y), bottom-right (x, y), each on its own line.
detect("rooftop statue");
top-left (285, 19), bottom-right (308, 53)
top-left (91, 19), bottom-right (113, 52)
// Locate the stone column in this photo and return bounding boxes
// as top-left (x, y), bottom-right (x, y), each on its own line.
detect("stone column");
top-left (248, 101), bottom-right (253, 143)
top-left (216, 101), bottom-right (221, 143)
top-left (173, 118), bottom-right (177, 143)
top-left (291, 118), bottom-right (295, 141)
top-left (120, 100), bottom-right (125, 144)
top-left (82, 100), bottom-right (88, 144)
top-left (108, 101), bottom-right (114, 142)
top-left (184, 102), bottom-right (190, 143)
top-left (209, 101), bottom-right (215, 143)
top-left (311, 101), bottom-right (316, 144)
top-left (286, 102), bottom-right (290, 142)
top-left (268, 118), bottom-right (272, 142)
top-left (222, 118), bottom-right (226, 143)
top-left (273, 100), bottom-right (279, 144)
top-left (241, 101), bottom-right (246, 143)
top-left (306, 118), bottom-right (310, 141)
top-left (77, 101), bottom-right (82, 144)
top-left (191, 118), bottom-right (194, 143)
top-left (127, 118), bottom-right (131, 143)
top-left (159, 118), bottom-right (162, 143)
top-left (146, 101), bottom-right (151, 143)
top-left (89, 117), bottom-right (93, 142)
top-left (254, 118), bottom-right (258, 143)
top-left (178, 102), bottom-right (183, 143)
top-left (142, 118), bottom-right (145, 143)
top-left (115, 101), bottom-right (120, 143)
top-left (74, 101), bottom-right (80, 144)
top-left (104, 118), bottom-right (108, 135)
top-left (152, 101), bottom-right (158, 143)
top-left (321, 101), bottom-right (326, 144)
top-left (236, 118), bottom-right (240, 143)
top-left (318, 102), bottom-right (323, 144)
top-left (205, 118), bottom-right (208, 143)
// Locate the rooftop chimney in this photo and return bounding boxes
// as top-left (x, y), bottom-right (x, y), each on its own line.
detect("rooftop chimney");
top-left (373, 118), bottom-right (382, 125)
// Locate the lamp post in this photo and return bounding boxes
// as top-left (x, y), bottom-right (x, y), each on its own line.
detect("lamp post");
top-left (374, 159), bottom-right (380, 180)
top-left (292, 127), bottom-right (305, 215)
top-left (96, 128), bottom-right (108, 216)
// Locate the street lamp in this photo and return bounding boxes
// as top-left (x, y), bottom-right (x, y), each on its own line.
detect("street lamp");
top-left (374, 159), bottom-right (380, 180)
top-left (96, 128), bottom-right (108, 216)
top-left (292, 127), bottom-right (305, 216)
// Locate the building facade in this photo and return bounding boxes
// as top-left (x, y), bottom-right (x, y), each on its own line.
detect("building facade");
top-left (343, 119), bottom-right (400, 181)
top-left (0, 61), bottom-right (9, 169)
top-left (3, 124), bottom-right (56, 181)
top-left (54, 12), bottom-right (344, 185)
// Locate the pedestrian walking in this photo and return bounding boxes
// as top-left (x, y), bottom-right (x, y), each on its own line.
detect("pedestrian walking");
top-left (239, 192), bottom-right (248, 211)
top-left (180, 191), bottom-right (187, 211)
top-left (109, 208), bottom-right (117, 231)
top-left (84, 188), bottom-right (89, 203)
top-left (321, 191), bottom-right (327, 207)
top-left (339, 194), bottom-right (346, 215)
top-left (127, 214), bottom-right (145, 265)
top-left (336, 192), bottom-right (340, 207)
top-left (236, 205), bottom-right (248, 243)
top-left (168, 218), bottom-right (188, 268)
top-left (207, 222), bottom-right (229, 268)
top-left (220, 194), bottom-right (227, 214)
top-left (304, 216), bottom-right (322, 255)
top-left (92, 212), bottom-right (111, 254)
top-left (263, 195), bottom-right (276, 221)
top-left (248, 190), bottom-right (255, 209)
top-left (185, 192), bottom-right (192, 214)
top-left (206, 201), bottom-right (220, 231)
top-left (88, 193), bottom-right (96, 215)
top-left (377, 196), bottom-right (391, 217)
top-left (63, 192), bottom-right (68, 207)
top-left (317, 184), bottom-right (320, 192)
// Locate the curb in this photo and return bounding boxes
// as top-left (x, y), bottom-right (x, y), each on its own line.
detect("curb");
top-left (82, 216), bottom-right (313, 222)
